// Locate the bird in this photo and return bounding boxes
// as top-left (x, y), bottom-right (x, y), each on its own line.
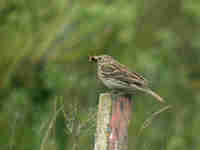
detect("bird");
top-left (89, 55), bottom-right (164, 103)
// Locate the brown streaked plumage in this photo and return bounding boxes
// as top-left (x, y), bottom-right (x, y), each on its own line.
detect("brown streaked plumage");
top-left (89, 55), bottom-right (164, 103)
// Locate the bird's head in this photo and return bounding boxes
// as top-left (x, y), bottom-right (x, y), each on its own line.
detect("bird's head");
top-left (89, 55), bottom-right (113, 64)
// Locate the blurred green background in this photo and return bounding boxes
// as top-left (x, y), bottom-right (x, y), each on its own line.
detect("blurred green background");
top-left (0, 0), bottom-right (200, 150)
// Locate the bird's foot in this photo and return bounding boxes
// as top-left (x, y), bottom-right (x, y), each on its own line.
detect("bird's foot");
top-left (110, 90), bottom-right (131, 100)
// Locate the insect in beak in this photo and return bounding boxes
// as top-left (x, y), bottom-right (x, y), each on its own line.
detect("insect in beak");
top-left (89, 56), bottom-right (98, 62)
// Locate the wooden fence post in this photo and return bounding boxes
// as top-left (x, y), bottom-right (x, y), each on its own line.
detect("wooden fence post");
top-left (94, 93), bottom-right (112, 150)
top-left (94, 93), bottom-right (132, 150)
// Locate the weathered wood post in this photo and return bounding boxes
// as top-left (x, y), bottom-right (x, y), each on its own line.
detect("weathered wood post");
top-left (94, 93), bottom-right (132, 150)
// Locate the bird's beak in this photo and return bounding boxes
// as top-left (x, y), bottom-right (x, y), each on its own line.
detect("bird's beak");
top-left (89, 56), bottom-right (98, 62)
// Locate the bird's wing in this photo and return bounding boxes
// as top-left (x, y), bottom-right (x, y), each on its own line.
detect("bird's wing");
top-left (101, 62), bottom-right (148, 87)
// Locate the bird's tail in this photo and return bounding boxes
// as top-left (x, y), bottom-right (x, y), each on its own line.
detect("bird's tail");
top-left (129, 83), bottom-right (165, 103)
top-left (146, 89), bottom-right (165, 103)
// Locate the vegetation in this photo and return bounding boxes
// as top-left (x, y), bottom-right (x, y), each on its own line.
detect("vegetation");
top-left (0, 0), bottom-right (200, 149)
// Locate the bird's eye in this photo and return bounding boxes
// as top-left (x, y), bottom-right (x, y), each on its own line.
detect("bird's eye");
top-left (98, 57), bottom-right (102, 61)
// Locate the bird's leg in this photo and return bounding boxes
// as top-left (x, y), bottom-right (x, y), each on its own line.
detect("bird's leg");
top-left (110, 90), bottom-right (131, 100)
